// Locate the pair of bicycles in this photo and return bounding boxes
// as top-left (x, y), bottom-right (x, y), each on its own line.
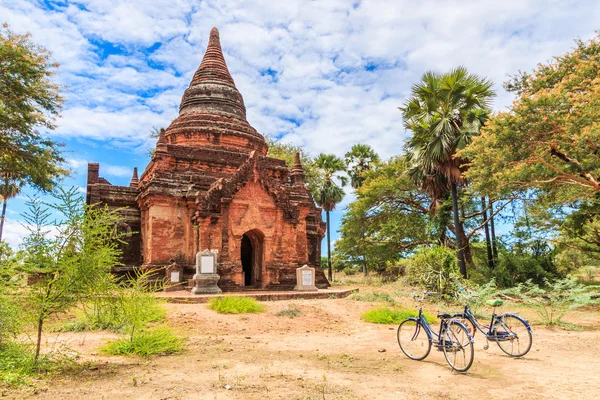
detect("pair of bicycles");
top-left (396, 290), bottom-right (533, 372)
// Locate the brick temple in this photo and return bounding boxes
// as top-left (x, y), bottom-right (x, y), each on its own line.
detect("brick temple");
top-left (86, 27), bottom-right (329, 290)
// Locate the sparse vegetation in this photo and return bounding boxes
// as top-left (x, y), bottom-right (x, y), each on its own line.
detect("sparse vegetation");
top-left (101, 326), bottom-right (184, 357)
top-left (506, 277), bottom-right (600, 326)
top-left (208, 296), bottom-right (266, 314)
top-left (349, 291), bottom-right (395, 303)
top-left (361, 307), bottom-right (435, 324)
top-left (276, 305), bottom-right (303, 318)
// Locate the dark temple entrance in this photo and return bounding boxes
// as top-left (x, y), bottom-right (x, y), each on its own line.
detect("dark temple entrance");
top-left (241, 234), bottom-right (253, 286)
top-left (241, 229), bottom-right (264, 287)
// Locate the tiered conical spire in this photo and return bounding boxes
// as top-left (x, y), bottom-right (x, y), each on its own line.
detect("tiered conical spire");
top-left (191, 27), bottom-right (234, 86)
top-left (165, 27), bottom-right (267, 155)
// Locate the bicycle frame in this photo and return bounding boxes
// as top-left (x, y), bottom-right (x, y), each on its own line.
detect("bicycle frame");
top-left (455, 303), bottom-right (532, 341)
top-left (411, 304), bottom-right (473, 348)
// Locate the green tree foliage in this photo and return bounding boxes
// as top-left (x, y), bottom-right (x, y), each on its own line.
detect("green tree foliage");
top-left (312, 154), bottom-right (347, 281)
top-left (344, 144), bottom-right (380, 189)
top-left (463, 34), bottom-right (600, 200)
top-left (0, 25), bottom-right (66, 194)
top-left (336, 156), bottom-right (434, 274)
top-left (401, 67), bottom-right (495, 278)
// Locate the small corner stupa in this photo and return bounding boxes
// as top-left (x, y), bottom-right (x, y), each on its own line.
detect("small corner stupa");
top-left (86, 27), bottom-right (329, 290)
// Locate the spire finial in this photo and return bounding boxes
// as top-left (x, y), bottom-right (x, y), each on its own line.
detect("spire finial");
top-left (291, 152), bottom-right (305, 186)
top-left (129, 167), bottom-right (139, 187)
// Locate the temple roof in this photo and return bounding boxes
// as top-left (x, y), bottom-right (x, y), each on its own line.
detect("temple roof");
top-left (164, 27), bottom-right (267, 155)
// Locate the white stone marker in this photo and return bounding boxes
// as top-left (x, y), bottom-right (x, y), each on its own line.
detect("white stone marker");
top-left (293, 264), bottom-right (318, 292)
top-left (191, 249), bottom-right (222, 294)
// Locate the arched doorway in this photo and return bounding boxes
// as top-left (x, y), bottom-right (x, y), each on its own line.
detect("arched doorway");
top-left (241, 229), bottom-right (264, 287)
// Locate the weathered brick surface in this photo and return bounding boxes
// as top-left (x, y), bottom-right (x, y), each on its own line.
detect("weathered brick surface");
top-left (86, 27), bottom-right (328, 289)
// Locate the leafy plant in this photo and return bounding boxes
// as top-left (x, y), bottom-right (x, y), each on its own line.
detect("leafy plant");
top-left (361, 307), bottom-right (435, 324)
top-left (507, 277), bottom-right (600, 325)
top-left (208, 296), bottom-right (265, 314)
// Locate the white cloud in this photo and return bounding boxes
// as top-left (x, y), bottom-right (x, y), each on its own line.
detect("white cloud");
top-left (3, 0), bottom-right (600, 248)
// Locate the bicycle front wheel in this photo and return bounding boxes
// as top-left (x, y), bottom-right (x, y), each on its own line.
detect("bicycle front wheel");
top-left (495, 315), bottom-right (532, 357)
top-left (441, 320), bottom-right (474, 372)
top-left (397, 319), bottom-right (431, 361)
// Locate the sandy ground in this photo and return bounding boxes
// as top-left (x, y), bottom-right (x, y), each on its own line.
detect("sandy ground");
top-left (2, 297), bottom-right (600, 400)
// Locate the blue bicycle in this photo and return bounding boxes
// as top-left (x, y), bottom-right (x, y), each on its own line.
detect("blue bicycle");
top-left (397, 291), bottom-right (475, 372)
top-left (453, 288), bottom-right (533, 357)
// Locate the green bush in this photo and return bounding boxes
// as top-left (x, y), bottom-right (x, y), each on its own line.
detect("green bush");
top-left (101, 326), bottom-right (184, 357)
top-left (349, 291), bottom-right (395, 303)
top-left (491, 251), bottom-right (559, 287)
top-left (404, 246), bottom-right (462, 297)
top-left (208, 296), bottom-right (265, 314)
top-left (0, 342), bottom-right (58, 385)
top-left (361, 307), bottom-right (435, 324)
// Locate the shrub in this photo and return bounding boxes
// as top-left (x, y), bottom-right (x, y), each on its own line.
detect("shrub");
top-left (208, 296), bottom-right (265, 314)
top-left (507, 277), bottom-right (600, 325)
top-left (361, 307), bottom-right (435, 324)
top-left (404, 246), bottom-right (462, 297)
top-left (101, 326), bottom-right (184, 357)
top-left (349, 291), bottom-right (395, 303)
top-left (276, 306), bottom-right (303, 318)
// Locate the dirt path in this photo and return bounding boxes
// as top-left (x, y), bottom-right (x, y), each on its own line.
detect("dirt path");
top-left (4, 299), bottom-right (600, 400)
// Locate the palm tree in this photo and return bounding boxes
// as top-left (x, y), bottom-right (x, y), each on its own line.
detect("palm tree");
top-left (312, 154), bottom-right (347, 281)
top-left (345, 144), bottom-right (380, 189)
top-left (401, 67), bottom-right (495, 278)
top-left (0, 174), bottom-right (21, 243)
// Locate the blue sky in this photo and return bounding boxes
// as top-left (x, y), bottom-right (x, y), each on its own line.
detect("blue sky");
top-left (2, 0), bottom-right (600, 251)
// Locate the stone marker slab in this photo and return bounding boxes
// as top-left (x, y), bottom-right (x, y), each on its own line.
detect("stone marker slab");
top-left (164, 261), bottom-right (185, 292)
top-left (191, 249), bottom-right (222, 294)
top-left (294, 265), bottom-right (318, 292)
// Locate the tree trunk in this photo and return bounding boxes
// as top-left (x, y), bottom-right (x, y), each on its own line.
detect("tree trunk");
top-left (361, 230), bottom-right (368, 276)
top-left (451, 182), bottom-right (467, 278)
top-left (326, 210), bottom-right (332, 281)
top-left (489, 201), bottom-right (499, 261)
top-left (35, 318), bottom-right (44, 361)
top-left (481, 197), bottom-right (494, 269)
top-left (0, 197), bottom-right (7, 244)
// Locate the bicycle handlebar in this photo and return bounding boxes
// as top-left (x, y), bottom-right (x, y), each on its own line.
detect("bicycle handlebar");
top-left (412, 291), bottom-right (437, 302)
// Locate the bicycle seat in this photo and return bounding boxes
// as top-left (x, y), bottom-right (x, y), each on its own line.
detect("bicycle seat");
top-left (486, 299), bottom-right (504, 307)
top-left (437, 313), bottom-right (451, 319)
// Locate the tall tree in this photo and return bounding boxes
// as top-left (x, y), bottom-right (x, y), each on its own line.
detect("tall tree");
top-left (312, 154), bottom-right (347, 281)
top-left (0, 175), bottom-right (20, 243)
top-left (345, 144), bottom-right (380, 189)
top-left (0, 24), bottom-right (66, 202)
top-left (401, 67), bottom-right (495, 278)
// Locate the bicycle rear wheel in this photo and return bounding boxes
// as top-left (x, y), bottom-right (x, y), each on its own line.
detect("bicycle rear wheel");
top-left (397, 319), bottom-right (431, 361)
top-left (495, 315), bottom-right (532, 357)
top-left (441, 320), bottom-right (474, 372)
